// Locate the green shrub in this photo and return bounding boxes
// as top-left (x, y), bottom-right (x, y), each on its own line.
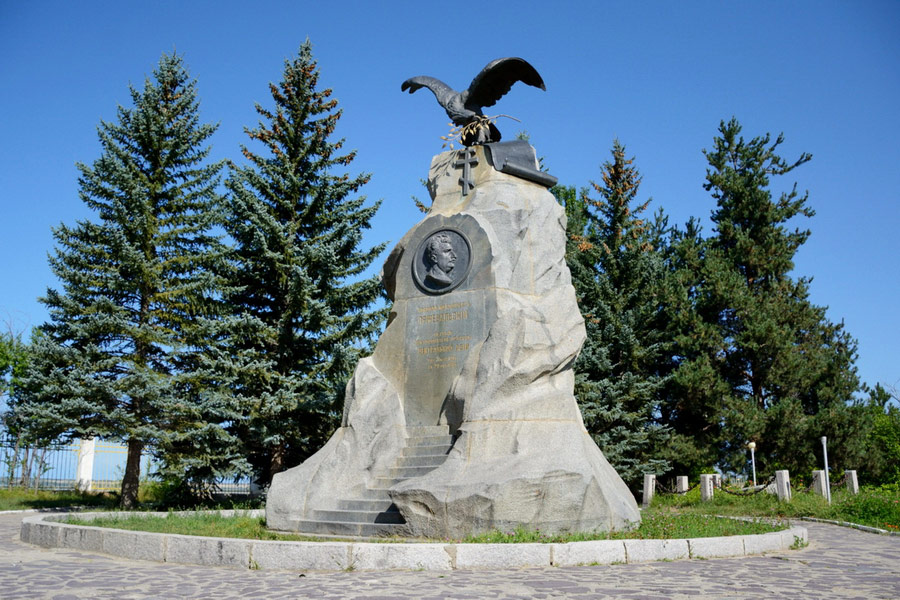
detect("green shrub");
top-left (826, 485), bottom-right (900, 530)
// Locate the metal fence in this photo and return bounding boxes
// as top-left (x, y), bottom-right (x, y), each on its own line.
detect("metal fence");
top-left (0, 433), bottom-right (253, 495)
top-left (0, 435), bottom-right (78, 491)
top-left (88, 440), bottom-right (155, 493)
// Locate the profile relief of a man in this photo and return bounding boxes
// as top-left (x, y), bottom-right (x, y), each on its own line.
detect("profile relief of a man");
top-left (423, 233), bottom-right (457, 288)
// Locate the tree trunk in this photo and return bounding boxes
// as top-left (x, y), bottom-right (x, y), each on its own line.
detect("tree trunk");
top-left (8, 435), bottom-right (21, 487)
top-left (32, 447), bottom-right (48, 491)
top-left (268, 443), bottom-right (285, 486)
top-left (119, 439), bottom-right (144, 508)
top-left (20, 445), bottom-right (33, 488)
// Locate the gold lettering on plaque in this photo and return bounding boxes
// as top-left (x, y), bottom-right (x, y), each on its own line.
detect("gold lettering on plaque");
top-left (415, 301), bottom-right (470, 326)
top-left (412, 301), bottom-right (474, 369)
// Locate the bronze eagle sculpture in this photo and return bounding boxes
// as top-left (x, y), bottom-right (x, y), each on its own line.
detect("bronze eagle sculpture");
top-left (401, 57), bottom-right (545, 146)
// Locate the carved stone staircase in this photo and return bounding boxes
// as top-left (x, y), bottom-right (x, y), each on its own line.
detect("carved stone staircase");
top-left (294, 426), bottom-right (452, 537)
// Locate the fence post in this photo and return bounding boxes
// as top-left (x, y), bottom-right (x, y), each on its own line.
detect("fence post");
top-left (811, 470), bottom-right (828, 498)
top-left (676, 476), bottom-right (689, 494)
top-left (700, 474), bottom-right (714, 501)
top-left (642, 474), bottom-right (656, 507)
top-left (845, 470), bottom-right (859, 495)
top-left (775, 470), bottom-right (792, 501)
top-left (75, 438), bottom-right (96, 492)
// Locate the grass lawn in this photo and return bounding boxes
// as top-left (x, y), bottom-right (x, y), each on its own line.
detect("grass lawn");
top-left (0, 483), bottom-right (262, 513)
top-left (28, 483), bottom-right (900, 541)
top-left (63, 509), bottom-right (785, 544)
top-left (653, 483), bottom-right (900, 531)
top-left (0, 488), bottom-right (116, 512)
top-left (463, 512), bottom-right (783, 543)
top-left (63, 511), bottom-right (323, 542)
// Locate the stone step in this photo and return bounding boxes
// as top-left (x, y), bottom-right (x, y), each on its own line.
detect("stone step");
top-left (345, 486), bottom-right (394, 500)
top-left (312, 508), bottom-right (404, 525)
top-left (386, 465), bottom-right (440, 479)
top-left (294, 519), bottom-right (407, 537)
top-left (371, 477), bottom-right (403, 489)
top-left (404, 426), bottom-right (450, 438)
top-left (405, 434), bottom-right (453, 447)
top-left (395, 454), bottom-right (449, 468)
top-left (369, 469), bottom-right (443, 489)
top-left (337, 498), bottom-right (396, 512)
top-left (292, 428), bottom-right (451, 537)
top-left (401, 444), bottom-right (452, 457)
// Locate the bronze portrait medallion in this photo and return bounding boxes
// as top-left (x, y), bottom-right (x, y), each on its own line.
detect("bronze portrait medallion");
top-left (412, 228), bottom-right (472, 294)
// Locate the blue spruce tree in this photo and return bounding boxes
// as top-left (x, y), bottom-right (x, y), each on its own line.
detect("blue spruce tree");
top-left (22, 54), bottom-right (228, 507)
top-left (222, 42), bottom-right (386, 485)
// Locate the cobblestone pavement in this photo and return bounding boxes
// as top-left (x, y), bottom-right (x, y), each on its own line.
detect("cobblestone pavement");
top-left (1, 511), bottom-right (898, 599)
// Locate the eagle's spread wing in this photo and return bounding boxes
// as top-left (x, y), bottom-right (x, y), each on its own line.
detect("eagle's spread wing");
top-left (401, 76), bottom-right (458, 111)
top-left (463, 57), bottom-right (545, 110)
top-left (401, 58), bottom-right (546, 145)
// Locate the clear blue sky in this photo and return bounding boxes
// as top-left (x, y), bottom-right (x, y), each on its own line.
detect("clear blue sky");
top-left (1, 1), bottom-right (898, 394)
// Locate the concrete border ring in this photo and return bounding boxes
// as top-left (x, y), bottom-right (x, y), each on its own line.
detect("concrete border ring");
top-left (20, 510), bottom-right (808, 571)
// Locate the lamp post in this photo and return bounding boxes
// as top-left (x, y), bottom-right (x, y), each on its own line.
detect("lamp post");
top-left (748, 441), bottom-right (757, 487)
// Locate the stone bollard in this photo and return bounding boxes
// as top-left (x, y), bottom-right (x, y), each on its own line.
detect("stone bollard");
top-left (845, 470), bottom-right (859, 495)
top-left (642, 474), bottom-right (656, 507)
top-left (775, 470), bottom-right (792, 501)
top-left (812, 470), bottom-right (828, 498)
top-left (700, 474), bottom-right (715, 501)
top-left (676, 475), bottom-right (689, 494)
top-left (712, 474), bottom-right (721, 488)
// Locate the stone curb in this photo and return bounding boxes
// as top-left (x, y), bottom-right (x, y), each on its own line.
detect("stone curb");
top-left (0, 506), bottom-right (94, 515)
top-left (798, 516), bottom-right (900, 536)
top-left (19, 510), bottom-right (808, 571)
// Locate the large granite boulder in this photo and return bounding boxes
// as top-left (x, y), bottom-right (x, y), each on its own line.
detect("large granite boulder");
top-left (266, 143), bottom-right (640, 537)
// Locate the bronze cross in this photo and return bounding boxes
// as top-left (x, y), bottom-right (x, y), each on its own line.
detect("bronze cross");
top-left (453, 148), bottom-right (478, 196)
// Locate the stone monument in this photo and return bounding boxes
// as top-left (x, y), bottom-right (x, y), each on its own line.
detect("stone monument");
top-left (266, 140), bottom-right (641, 537)
top-left (266, 57), bottom-right (640, 537)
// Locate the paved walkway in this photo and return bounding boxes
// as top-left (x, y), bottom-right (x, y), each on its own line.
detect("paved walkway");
top-left (1, 511), bottom-right (898, 599)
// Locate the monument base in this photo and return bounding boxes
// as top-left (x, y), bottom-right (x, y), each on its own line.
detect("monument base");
top-left (393, 421), bottom-right (640, 537)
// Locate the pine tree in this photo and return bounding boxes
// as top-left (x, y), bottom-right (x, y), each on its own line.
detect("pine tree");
top-left (21, 54), bottom-right (227, 507)
top-left (664, 118), bottom-right (862, 477)
top-left (657, 217), bottom-right (729, 476)
top-left (559, 141), bottom-right (672, 490)
top-left (222, 41), bottom-right (386, 486)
